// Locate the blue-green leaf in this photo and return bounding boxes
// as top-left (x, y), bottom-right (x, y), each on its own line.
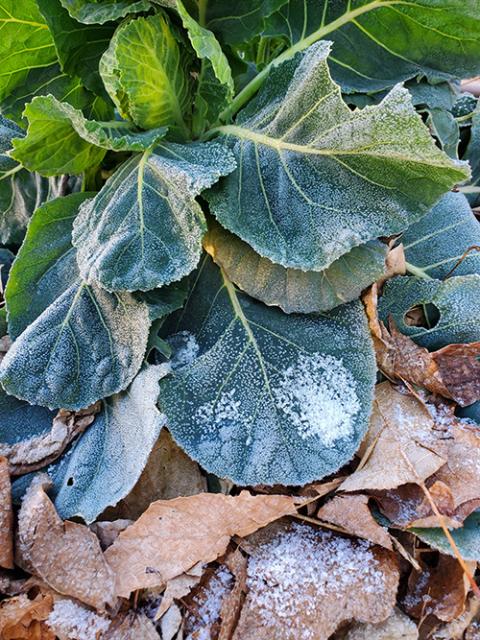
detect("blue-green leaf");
top-left (73, 141), bottom-right (236, 292)
top-left (206, 42), bottom-right (469, 272)
top-left (413, 511), bottom-right (480, 562)
top-left (158, 257), bottom-right (376, 486)
top-left (0, 386), bottom-right (56, 447)
top-left (378, 275), bottom-right (480, 350)
top-left (402, 192), bottom-right (480, 279)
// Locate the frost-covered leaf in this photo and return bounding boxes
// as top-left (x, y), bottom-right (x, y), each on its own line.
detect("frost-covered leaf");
top-left (137, 279), bottom-right (189, 322)
top-left (413, 511), bottom-right (480, 562)
top-left (378, 275), bottom-right (480, 350)
top-left (73, 142), bottom-right (236, 292)
top-left (36, 0), bottom-right (115, 97)
top-left (205, 220), bottom-right (388, 313)
top-left (104, 490), bottom-right (298, 597)
top-left (6, 193), bottom-right (93, 339)
top-left (0, 0), bottom-right (57, 102)
top-left (59, 0), bottom-right (151, 24)
top-left (402, 192), bottom-right (480, 279)
top-left (464, 104), bottom-right (480, 208)
top-left (206, 43), bottom-right (468, 272)
top-left (265, 0), bottom-right (480, 93)
top-left (158, 257), bottom-right (375, 486)
top-left (0, 457), bottom-right (13, 569)
top-left (100, 13), bottom-right (192, 133)
top-left (37, 365), bottom-right (166, 523)
top-left (11, 97), bottom-right (107, 177)
top-left (1, 194), bottom-right (150, 409)
top-left (0, 387), bottom-right (57, 449)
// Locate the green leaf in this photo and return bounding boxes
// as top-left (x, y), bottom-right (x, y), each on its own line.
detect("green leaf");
top-left (0, 194), bottom-right (150, 410)
top-left (412, 511), bottom-right (480, 562)
top-left (186, 0), bottom-right (288, 46)
top-left (264, 0), bottom-right (480, 93)
top-left (206, 42), bottom-right (469, 272)
top-left (378, 275), bottom-right (480, 350)
top-left (60, 0), bottom-right (152, 24)
top-left (100, 13), bottom-right (192, 134)
top-left (204, 220), bottom-right (388, 313)
top-left (464, 104), bottom-right (480, 208)
top-left (402, 192), bottom-right (480, 279)
top-left (11, 96), bottom-right (107, 177)
top-left (38, 365), bottom-right (165, 523)
top-left (36, 0), bottom-right (116, 97)
top-left (0, 386), bottom-right (56, 446)
top-left (0, 0), bottom-right (57, 102)
top-left (72, 141), bottom-right (236, 292)
top-left (137, 279), bottom-right (189, 321)
top-left (158, 257), bottom-right (376, 486)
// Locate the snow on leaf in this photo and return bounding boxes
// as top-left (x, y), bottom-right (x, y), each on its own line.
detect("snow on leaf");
top-left (206, 42), bottom-right (469, 272)
top-left (158, 256), bottom-right (376, 486)
top-left (0, 457), bottom-right (13, 569)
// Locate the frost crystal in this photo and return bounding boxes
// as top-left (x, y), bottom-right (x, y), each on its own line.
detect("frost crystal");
top-left (186, 567), bottom-right (233, 640)
top-left (195, 389), bottom-right (243, 433)
top-left (273, 353), bottom-right (360, 443)
top-left (168, 331), bottom-right (200, 369)
top-left (46, 600), bottom-right (111, 640)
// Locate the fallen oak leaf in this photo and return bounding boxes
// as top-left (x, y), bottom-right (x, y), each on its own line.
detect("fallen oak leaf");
top-left (317, 494), bottom-right (393, 549)
top-left (0, 456), bottom-right (13, 569)
top-left (0, 403), bottom-right (100, 476)
top-left (17, 475), bottom-right (116, 611)
top-left (104, 491), bottom-right (299, 598)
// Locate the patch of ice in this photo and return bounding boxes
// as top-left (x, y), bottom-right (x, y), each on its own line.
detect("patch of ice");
top-left (168, 331), bottom-right (200, 369)
top-left (273, 353), bottom-right (360, 443)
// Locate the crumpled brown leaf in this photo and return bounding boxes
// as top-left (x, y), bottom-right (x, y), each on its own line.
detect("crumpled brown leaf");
top-left (105, 491), bottom-right (299, 598)
top-left (345, 607), bottom-right (418, 639)
top-left (317, 494), bottom-right (393, 549)
top-left (232, 522), bottom-right (399, 640)
top-left (363, 286), bottom-right (480, 406)
top-left (0, 593), bottom-right (54, 640)
top-left (0, 456), bottom-right (13, 569)
top-left (403, 556), bottom-right (475, 622)
top-left (0, 403), bottom-right (100, 476)
top-left (155, 561), bottom-right (204, 619)
top-left (17, 475), bottom-right (116, 610)
top-left (102, 429), bottom-right (206, 521)
top-left (340, 382), bottom-right (447, 492)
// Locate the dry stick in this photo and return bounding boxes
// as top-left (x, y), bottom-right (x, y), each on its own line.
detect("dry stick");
top-left (401, 451), bottom-right (480, 600)
top-left (444, 245), bottom-right (480, 279)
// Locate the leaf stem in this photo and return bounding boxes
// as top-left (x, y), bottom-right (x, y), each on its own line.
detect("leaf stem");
top-left (216, 0), bottom-right (387, 124)
top-left (405, 262), bottom-right (433, 279)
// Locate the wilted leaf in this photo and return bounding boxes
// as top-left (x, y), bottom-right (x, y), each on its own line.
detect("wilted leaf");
top-left (345, 608), bottom-right (418, 640)
top-left (204, 219), bottom-right (388, 313)
top-left (232, 522), bottom-right (399, 640)
top-left (158, 257), bottom-right (376, 486)
top-left (340, 382), bottom-right (447, 492)
top-left (72, 142), bottom-right (235, 292)
top-left (317, 494), bottom-right (392, 549)
top-left (0, 457), bottom-right (13, 569)
top-left (17, 475), bottom-right (116, 610)
top-left (104, 491), bottom-right (298, 597)
top-left (206, 43), bottom-right (468, 273)
top-left (378, 275), bottom-right (480, 350)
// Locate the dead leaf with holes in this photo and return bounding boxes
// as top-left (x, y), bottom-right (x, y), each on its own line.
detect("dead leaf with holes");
top-left (0, 456), bottom-right (13, 569)
top-left (345, 607), bottom-right (418, 639)
top-left (340, 382), bottom-right (447, 492)
top-left (105, 491), bottom-right (299, 598)
top-left (16, 475), bottom-right (116, 610)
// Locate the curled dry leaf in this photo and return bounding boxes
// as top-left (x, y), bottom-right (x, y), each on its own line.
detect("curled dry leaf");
top-left (403, 556), bottom-right (475, 622)
top-left (17, 475), bottom-right (116, 611)
top-left (340, 382), bottom-right (447, 492)
top-left (345, 607), bottom-right (418, 639)
top-left (232, 522), bottom-right (399, 640)
top-left (102, 429), bottom-right (206, 521)
top-left (0, 456), bottom-right (13, 569)
top-left (0, 402), bottom-right (100, 476)
top-left (317, 494), bottom-right (393, 549)
top-left (363, 287), bottom-right (480, 406)
top-left (155, 563), bottom-right (204, 619)
top-left (0, 592), bottom-right (54, 640)
top-left (105, 491), bottom-right (299, 598)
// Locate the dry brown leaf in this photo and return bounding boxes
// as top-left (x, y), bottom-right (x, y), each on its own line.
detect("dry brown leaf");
top-left (218, 549), bottom-right (248, 640)
top-left (0, 456), bottom-right (13, 569)
top-left (17, 475), bottom-right (116, 610)
top-left (403, 556), bottom-right (475, 622)
top-left (160, 604), bottom-right (182, 640)
top-left (317, 494), bottom-right (393, 549)
top-left (155, 565), bottom-right (203, 620)
top-left (103, 429), bottom-right (206, 521)
top-left (89, 519), bottom-right (133, 550)
top-left (232, 522), bottom-right (399, 640)
top-left (345, 608), bottom-right (418, 639)
top-left (0, 593), bottom-right (54, 640)
top-left (105, 611), bottom-right (160, 640)
top-left (0, 403), bottom-right (100, 476)
top-left (340, 382), bottom-right (447, 492)
top-left (45, 599), bottom-right (111, 640)
top-left (433, 595), bottom-right (480, 639)
top-left (184, 565), bottom-right (234, 640)
top-left (381, 242), bottom-right (406, 285)
top-left (105, 491), bottom-right (299, 598)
